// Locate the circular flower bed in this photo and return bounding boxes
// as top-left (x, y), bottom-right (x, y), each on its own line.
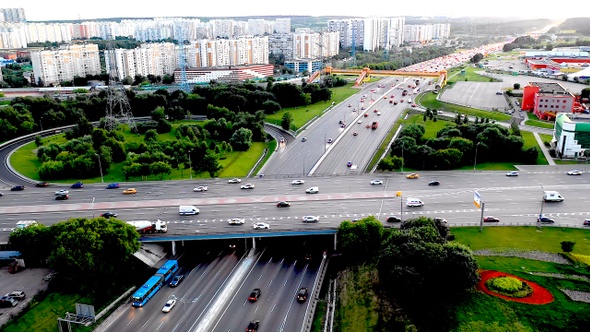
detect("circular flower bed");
top-left (477, 270), bottom-right (554, 304)
top-left (486, 276), bottom-right (533, 298)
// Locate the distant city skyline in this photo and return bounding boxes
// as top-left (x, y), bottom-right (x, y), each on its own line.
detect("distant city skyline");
top-left (13, 0), bottom-right (588, 21)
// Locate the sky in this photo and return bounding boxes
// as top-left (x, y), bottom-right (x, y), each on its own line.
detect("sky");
top-left (13, 0), bottom-right (588, 21)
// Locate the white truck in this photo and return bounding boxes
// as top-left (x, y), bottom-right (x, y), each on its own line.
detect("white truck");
top-left (13, 220), bottom-right (38, 232)
top-left (127, 220), bottom-right (167, 234)
top-left (179, 205), bottom-right (199, 215)
top-left (543, 191), bottom-right (564, 202)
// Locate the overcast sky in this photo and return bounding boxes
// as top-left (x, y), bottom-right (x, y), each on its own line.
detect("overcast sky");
top-left (15, 0), bottom-right (587, 21)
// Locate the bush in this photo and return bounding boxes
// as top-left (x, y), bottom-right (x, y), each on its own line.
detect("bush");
top-left (561, 240), bottom-right (576, 253)
top-left (570, 253), bottom-right (590, 266)
top-left (486, 276), bottom-right (533, 298)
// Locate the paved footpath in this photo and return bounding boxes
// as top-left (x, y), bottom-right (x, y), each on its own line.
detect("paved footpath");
top-left (533, 132), bottom-right (556, 166)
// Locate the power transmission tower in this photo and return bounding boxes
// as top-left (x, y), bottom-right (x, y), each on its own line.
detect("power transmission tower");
top-left (175, 25), bottom-right (190, 93)
top-left (104, 43), bottom-right (136, 132)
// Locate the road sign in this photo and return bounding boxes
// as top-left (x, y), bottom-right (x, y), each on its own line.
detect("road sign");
top-left (474, 191), bottom-right (481, 208)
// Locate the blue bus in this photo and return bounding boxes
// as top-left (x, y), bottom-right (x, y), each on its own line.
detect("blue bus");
top-left (131, 260), bottom-right (179, 307)
top-left (156, 260), bottom-right (179, 283)
top-left (132, 275), bottom-right (164, 307)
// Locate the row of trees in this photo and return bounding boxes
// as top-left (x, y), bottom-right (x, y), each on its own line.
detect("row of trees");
top-left (378, 122), bottom-right (538, 171)
top-left (338, 217), bottom-right (479, 331)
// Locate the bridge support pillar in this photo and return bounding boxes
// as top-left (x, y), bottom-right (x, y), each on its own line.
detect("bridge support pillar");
top-left (333, 233), bottom-right (337, 251)
top-left (171, 240), bottom-right (176, 256)
top-left (252, 237), bottom-right (256, 249)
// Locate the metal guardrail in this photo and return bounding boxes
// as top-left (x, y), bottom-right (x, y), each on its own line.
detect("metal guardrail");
top-left (301, 252), bottom-right (330, 332)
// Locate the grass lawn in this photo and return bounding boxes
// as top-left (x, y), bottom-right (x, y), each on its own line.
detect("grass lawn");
top-left (521, 131), bottom-right (549, 165)
top-left (265, 84), bottom-right (360, 130)
top-left (525, 112), bottom-right (555, 129)
top-left (446, 65), bottom-right (501, 83)
top-left (401, 113), bottom-right (455, 139)
top-left (419, 92), bottom-right (512, 122)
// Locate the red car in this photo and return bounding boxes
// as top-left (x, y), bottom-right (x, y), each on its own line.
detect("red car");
top-left (484, 216), bottom-right (500, 223)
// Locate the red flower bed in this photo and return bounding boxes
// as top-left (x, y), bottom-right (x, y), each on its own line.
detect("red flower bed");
top-left (476, 270), bottom-right (554, 304)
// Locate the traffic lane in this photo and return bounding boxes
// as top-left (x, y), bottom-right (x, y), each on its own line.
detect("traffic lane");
top-left (279, 264), bottom-right (320, 332)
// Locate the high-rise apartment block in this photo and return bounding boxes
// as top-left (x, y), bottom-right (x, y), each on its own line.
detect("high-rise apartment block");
top-left (31, 44), bottom-right (101, 86)
top-left (105, 43), bottom-right (177, 81)
top-left (0, 8), bottom-right (26, 23)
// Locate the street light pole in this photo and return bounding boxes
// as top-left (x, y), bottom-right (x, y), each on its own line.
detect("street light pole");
top-left (401, 142), bottom-right (404, 173)
top-left (188, 150), bottom-right (192, 180)
top-left (474, 142), bottom-right (481, 171)
top-left (539, 185), bottom-right (544, 227)
top-left (39, 116), bottom-right (43, 131)
top-left (92, 197), bottom-right (95, 219)
top-left (95, 153), bottom-right (104, 183)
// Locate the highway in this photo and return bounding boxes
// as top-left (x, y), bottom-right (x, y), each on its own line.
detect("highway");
top-left (2, 168), bottom-right (590, 242)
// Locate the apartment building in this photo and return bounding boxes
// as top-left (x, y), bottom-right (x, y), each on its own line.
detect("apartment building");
top-left (105, 42), bottom-right (177, 80)
top-left (0, 8), bottom-right (26, 23)
top-left (31, 44), bottom-right (101, 86)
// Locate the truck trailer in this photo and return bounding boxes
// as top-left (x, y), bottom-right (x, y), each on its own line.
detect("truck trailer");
top-left (127, 220), bottom-right (168, 234)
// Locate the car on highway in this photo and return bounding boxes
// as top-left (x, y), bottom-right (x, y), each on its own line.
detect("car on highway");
top-left (567, 170), bottom-right (582, 176)
top-left (434, 217), bottom-right (448, 224)
top-left (169, 275), bottom-right (184, 287)
top-left (373, 109), bottom-right (379, 113)
top-left (484, 216), bottom-right (500, 223)
top-left (229, 218), bottom-right (245, 225)
top-left (394, 101), bottom-right (398, 105)
top-left (537, 216), bottom-right (555, 224)
top-left (71, 182), bottom-right (83, 189)
top-left (506, 171), bottom-right (519, 177)
top-left (364, 113), bottom-right (368, 117)
top-left (122, 188), bottom-right (137, 195)
top-left (584, 219), bottom-right (590, 226)
top-left (193, 185), bottom-right (208, 192)
top-left (240, 183), bottom-right (255, 189)
top-left (228, 178), bottom-right (242, 184)
top-left (305, 186), bottom-right (319, 194)
top-left (386, 216), bottom-right (401, 223)
top-left (246, 320), bottom-right (260, 332)
top-left (277, 201), bottom-right (291, 208)
top-left (302, 216), bottom-right (319, 223)
top-left (406, 173), bottom-right (419, 179)
top-left (376, 111), bottom-right (381, 116)
top-left (301, 137), bottom-right (307, 142)
top-left (411, 103), bottom-right (417, 107)
top-left (10, 185), bottom-right (25, 191)
top-left (327, 138), bottom-right (333, 143)
top-left (291, 179), bottom-right (305, 185)
top-left (248, 288), bottom-right (261, 302)
top-left (100, 212), bottom-right (118, 219)
top-left (347, 161), bottom-right (353, 167)
top-left (297, 287), bottom-right (309, 302)
top-left (161, 299), bottom-right (176, 313)
top-left (253, 222), bottom-right (270, 230)
top-left (357, 120), bottom-right (362, 124)
top-left (35, 182), bottom-right (49, 187)
top-left (428, 180), bottom-right (440, 186)
top-left (55, 189), bottom-right (69, 195)
top-left (106, 183), bottom-right (119, 189)
top-left (406, 198), bottom-right (424, 207)
top-left (370, 179), bottom-right (383, 185)
top-left (55, 194), bottom-right (68, 200)
top-left (353, 132), bottom-right (358, 136)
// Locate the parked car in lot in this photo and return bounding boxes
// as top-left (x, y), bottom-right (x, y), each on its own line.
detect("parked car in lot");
top-left (106, 183), bottom-right (120, 189)
top-left (161, 299), bottom-right (176, 313)
top-left (71, 182), bottom-right (83, 189)
top-left (5, 291), bottom-right (25, 300)
top-left (484, 216), bottom-right (500, 223)
top-left (169, 275), bottom-right (184, 287)
top-left (0, 296), bottom-right (18, 308)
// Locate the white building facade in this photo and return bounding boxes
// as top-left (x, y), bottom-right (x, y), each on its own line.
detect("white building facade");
top-left (31, 44), bottom-right (101, 86)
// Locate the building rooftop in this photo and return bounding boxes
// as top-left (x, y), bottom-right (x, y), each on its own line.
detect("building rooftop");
top-left (529, 82), bottom-right (570, 95)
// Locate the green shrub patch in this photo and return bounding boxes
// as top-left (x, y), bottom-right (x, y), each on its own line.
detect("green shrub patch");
top-left (486, 276), bottom-right (533, 298)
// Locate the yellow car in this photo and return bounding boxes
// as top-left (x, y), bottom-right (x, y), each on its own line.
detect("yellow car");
top-left (122, 188), bottom-right (137, 195)
top-left (406, 173), bottom-right (419, 179)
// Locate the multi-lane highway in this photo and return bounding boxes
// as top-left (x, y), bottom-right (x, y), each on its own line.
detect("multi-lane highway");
top-left (2, 168), bottom-right (590, 242)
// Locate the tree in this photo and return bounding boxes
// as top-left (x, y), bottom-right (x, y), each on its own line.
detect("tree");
top-left (514, 83), bottom-right (521, 90)
top-left (149, 161), bottom-right (172, 179)
top-left (338, 216), bottom-right (385, 264)
top-left (281, 112), bottom-right (293, 130)
top-left (9, 224), bottom-right (53, 266)
top-left (561, 240), bottom-right (576, 253)
top-left (229, 127), bottom-right (253, 151)
top-left (48, 218), bottom-right (140, 290)
top-left (151, 106), bottom-right (166, 121)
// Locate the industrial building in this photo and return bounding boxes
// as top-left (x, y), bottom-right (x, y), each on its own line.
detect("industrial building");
top-left (554, 113), bottom-right (590, 158)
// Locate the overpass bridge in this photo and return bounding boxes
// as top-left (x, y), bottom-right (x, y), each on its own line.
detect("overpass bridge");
top-left (308, 66), bottom-right (447, 88)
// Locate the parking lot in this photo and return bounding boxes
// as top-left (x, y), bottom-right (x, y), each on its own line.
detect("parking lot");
top-left (0, 267), bottom-right (50, 328)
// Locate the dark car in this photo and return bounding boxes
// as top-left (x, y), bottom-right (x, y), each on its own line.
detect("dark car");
top-left (35, 182), bottom-right (49, 187)
top-left (10, 185), bottom-right (25, 191)
top-left (248, 288), bottom-right (261, 302)
top-left (169, 275), bottom-right (184, 287)
top-left (71, 182), bottom-right (83, 189)
top-left (246, 320), bottom-right (260, 332)
top-left (428, 181), bottom-right (440, 186)
top-left (55, 194), bottom-right (68, 200)
top-left (0, 296), bottom-right (18, 308)
top-left (584, 219), bottom-right (590, 226)
top-left (100, 212), bottom-right (118, 219)
top-left (297, 287), bottom-right (309, 302)
top-left (106, 183), bottom-right (120, 189)
top-left (277, 201), bottom-right (291, 208)
top-left (484, 216), bottom-right (500, 223)
top-left (386, 216), bottom-right (401, 223)
top-left (537, 216), bottom-right (555, 224)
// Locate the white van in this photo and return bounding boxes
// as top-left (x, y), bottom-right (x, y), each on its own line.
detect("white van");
top-left (305, 187), bottom-right (319, 194)
top-left (406, 198), bottom-right (424, 207)
top-left (543, 191), bottom-right (564, 202)
top-left (179, 206), bottom-right (199, 215)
